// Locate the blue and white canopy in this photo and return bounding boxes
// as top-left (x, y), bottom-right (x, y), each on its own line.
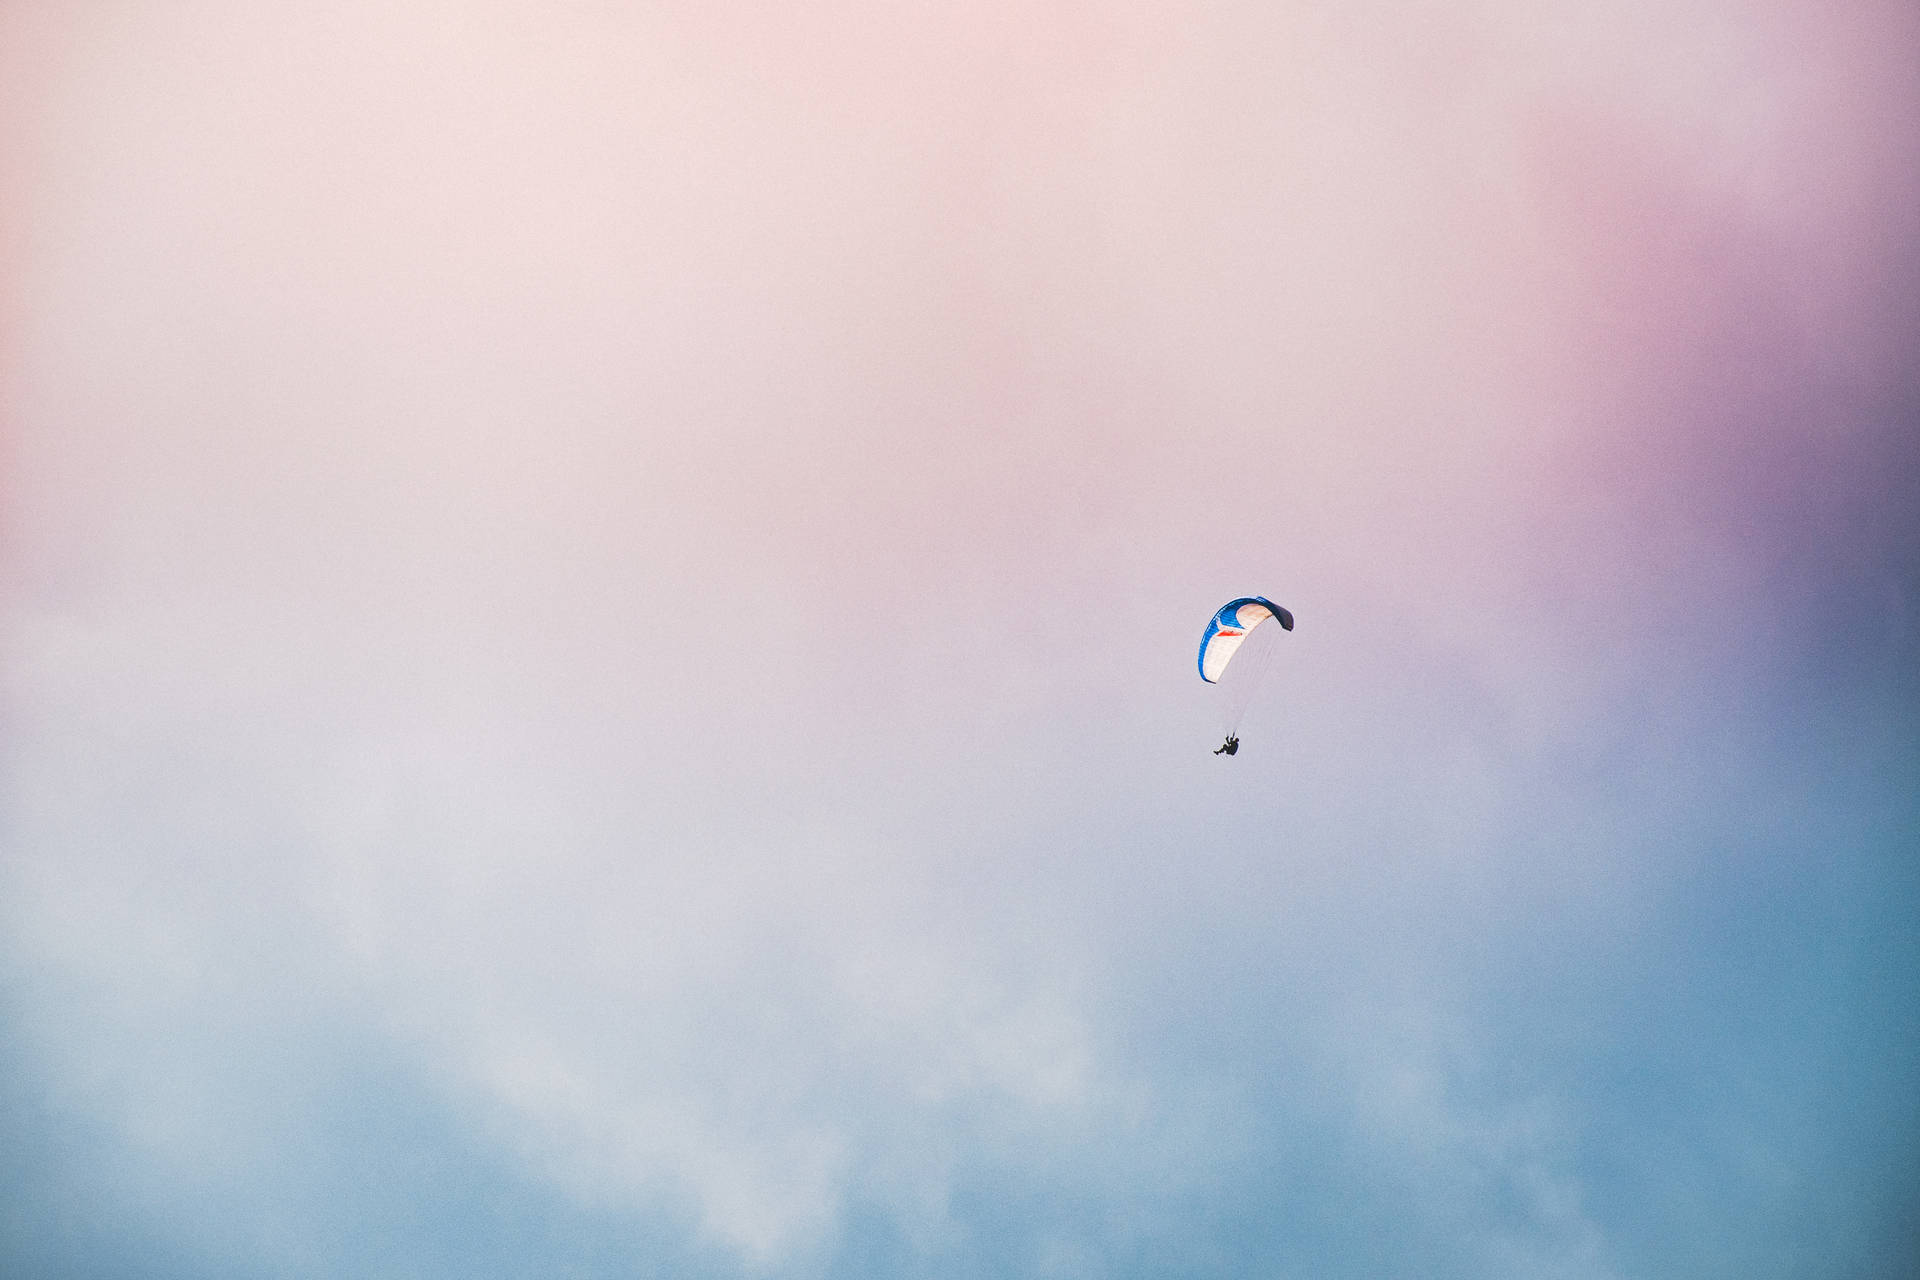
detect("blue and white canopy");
top-left (1197, 596), bottom-right (1294, 683)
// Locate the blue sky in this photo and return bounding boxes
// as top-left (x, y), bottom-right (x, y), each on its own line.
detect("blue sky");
top-left (3, 2), bottom-right (1917, 1277)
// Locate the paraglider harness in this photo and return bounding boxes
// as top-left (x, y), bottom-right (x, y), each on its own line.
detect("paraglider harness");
top-left (1213, 736), bottom-right (1239, 756)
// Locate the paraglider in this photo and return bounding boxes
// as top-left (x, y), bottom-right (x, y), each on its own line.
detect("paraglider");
top-left (1198, 597), bottom-right (1292, 754)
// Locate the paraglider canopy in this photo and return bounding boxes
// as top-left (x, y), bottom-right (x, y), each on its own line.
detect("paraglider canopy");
top-left (1198, 596), bottom-right (1293, 749)
top-left (1197, 597), bottom-right (1293, 684)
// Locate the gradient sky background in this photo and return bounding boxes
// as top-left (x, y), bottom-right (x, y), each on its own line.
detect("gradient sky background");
top-left (3, 2), bottom-right (1917, 1277)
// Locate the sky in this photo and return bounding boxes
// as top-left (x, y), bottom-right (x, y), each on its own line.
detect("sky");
top-left (2, 2), bottom-right (1917, 1277)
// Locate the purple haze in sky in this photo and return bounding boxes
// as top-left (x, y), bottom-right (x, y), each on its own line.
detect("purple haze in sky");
top-left (3, 2), bottom-right (1916, 1277)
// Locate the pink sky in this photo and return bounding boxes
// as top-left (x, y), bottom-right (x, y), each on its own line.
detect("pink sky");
top-left (3, 2), bottom-right (1917, 1276)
